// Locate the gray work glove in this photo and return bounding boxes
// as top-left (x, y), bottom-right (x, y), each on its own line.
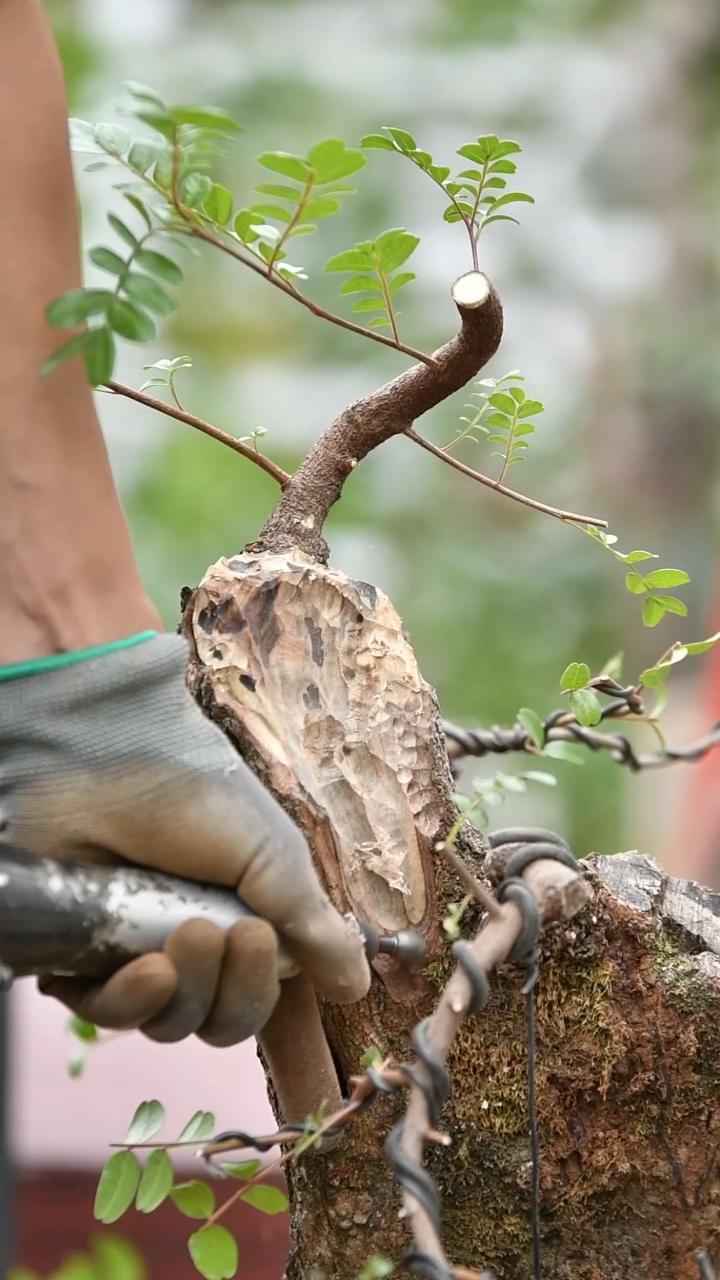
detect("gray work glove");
top-left (0, 634), bottom-right (369, 1044)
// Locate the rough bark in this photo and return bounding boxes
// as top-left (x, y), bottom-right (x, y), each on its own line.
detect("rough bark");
top-left (181, 550), bottom-right (720, 1280)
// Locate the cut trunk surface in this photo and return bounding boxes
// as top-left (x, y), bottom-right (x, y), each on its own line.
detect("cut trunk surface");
top-left (181, 550), bottom-right (720, 1280)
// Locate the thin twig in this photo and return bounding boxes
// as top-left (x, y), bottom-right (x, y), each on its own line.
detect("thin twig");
top-left (178, 223), bottom-right (437, 368)
top-left (405, 427), bottom-right (608, 528)
top-left (434, 840), bottom-right (503, 919)
top-left (104, 380), bottom-right (290, 487)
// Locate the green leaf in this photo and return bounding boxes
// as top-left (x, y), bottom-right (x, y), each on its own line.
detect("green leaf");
top-left (135, 249), bottom-right (183, 284)
top-left (643, 568), bottom-right (690, 588)
top-left (68, 1016), bottom-right (98, 1043)
top-left (252, 183), bottom-right (300, 199)
top-left (516, 399), bottom-right (544, 417)
top-left (484, 192), bottom-right (534, 211)
top-left (639, 666), bottom-right (666, 689)
top-left (107, 214), bottom-right (138, 249)
top-left (373, 228), bottom-right (419, 272)
top-left (123, 273), bottom-right (176, 316)
top-left (128, 141), bottom-right (159, 174)
top-left (429, 164), bottom-right (451, 182)
top-left (69, 118), bottom-right (103, 153)
top-left (443, 205), bottom-right (464, 223)
top-left (325, 246), bottom-right (375, 272)
top-left (182, 172), bottom-right (213, 207)
top-left (307, 138), bottom-right (366, 182)
top-left (338, 275), bottom-right (381, 295)
top-left (188, 1225), bottom-right (238, 1279)
top-left (543, 741), bottom-right (586, 765)
top-left (41, 331), bottom-right (92, 377)
top-left (685, 632), bottom-right (720, 655)
top-left (170, 105), bottom-right (241, 132)
top-left (654, 595), bottom-right (688, 617)
top-left (222, 1160), bottom-right (261, 1180)
top-left (202, 184), bottom-right (233, 225)
top-left (522, 770), bottom-right (557, 787)
top-left (489, 159), bottom-right (517, 174)
top-left (89, 246), bottom-right (128, 277)
top-left (169, 1180), bottom-right (215, 1218)
top-left (488, 392), bottom-right (516, 414)
top-left (108, 298), bottom-right (156, 342)
top-left (356, 1257), bottom-right (393, 1280)
top-left (513, 422), bottom-right (536, 437)
top-left (508, 386), bottom-right (525, 403)
top-left (124, 81), bottom-right (166, 106)
top-left (232, 210), bottom-right (260, 243)
top-left (480, 214), bottom-right (521, 229)
top-left (560, 661), bottom-right (590, 691)
top-left (46, 288), bottom-right (114, 328)
top-left (388, 271), bottom-right (415, 294)
top-left (642, 597), bottom-right (666, 627)
top-left (624, 550), bottom-right (655, 564)
top-left (94, 123), bottom-right (131, 155)
top-left (569, 689), bottom-right (602, 727)
top-left (360, 134), bottom-right (397, 150)
top-left (625, 571), bottom-right (648, 594)
top-left (300, 196), bottom-right (341, 221)
top-left (94, 1151), bottom-right (141, 1224)
top-left (249, 203), bottom-right (293, 223)
top-left (83, 327), bottom-right (115, 386)
top-left (136, 1149), bottom-right (173, 1213)
top-left (178, 1111), bottom-right (216, 1142)
top-left (125, 1100), bottom-right (165, 1145)
top-left (456, 143), bottom-right (489, 165)
top-left (488, 433), bottom-right (510, 444)
top-left (92, 1234), bottom-right (146, 1280)
top-left (601, 651), bottom-right (624, 680)
top-left (351, 298), bottom-right (386, 313)
top-left (131, 108), bottom-right (177, 139)
top-left (485, 413), bottom-right (511, 429)
top-left (384, 127), bottom-right (416, 152)
top-left (257, 152), bottom-right (310, 182)
top-left (491, 140), bottom-right (522, 158)
top-left (517, 707), bottom-right (544, 750)
top-left (123, 193), bottom-right (153, 230)
top-left (240, 1184), bottom-right (288, 1215)
top-left (67, 1046), bottom-right (88, 1079)
top-left (368, 316), bottom-right (391, 327)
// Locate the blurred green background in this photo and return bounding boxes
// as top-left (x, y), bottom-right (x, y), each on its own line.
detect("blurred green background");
top-left (49, 0), bottom-right (720, 862)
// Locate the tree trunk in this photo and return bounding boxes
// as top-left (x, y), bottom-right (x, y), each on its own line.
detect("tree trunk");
top-left (181, 550), bottom-right (720, 1280)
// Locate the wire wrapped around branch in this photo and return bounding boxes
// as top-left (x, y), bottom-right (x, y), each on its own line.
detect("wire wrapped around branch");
top-left (444, 707), bottom-right (720, 773)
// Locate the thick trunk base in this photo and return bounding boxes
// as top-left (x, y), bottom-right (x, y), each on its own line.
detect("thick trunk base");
top-left (181, 552), bottom-right (720, 1280)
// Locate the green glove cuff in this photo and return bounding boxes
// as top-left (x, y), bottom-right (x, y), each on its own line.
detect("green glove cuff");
top-left (0, 630), bottom-right (157, 683)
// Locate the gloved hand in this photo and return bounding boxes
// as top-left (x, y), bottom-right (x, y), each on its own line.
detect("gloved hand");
top-left (0, 633), bottom-right (370, 1045)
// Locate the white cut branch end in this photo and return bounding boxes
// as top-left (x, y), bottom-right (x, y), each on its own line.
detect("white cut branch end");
top-left (451, 271), bottom-right (491, 310)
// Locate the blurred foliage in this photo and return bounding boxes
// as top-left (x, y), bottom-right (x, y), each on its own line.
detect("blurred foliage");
top-left (56, 0), bottom-right (720, 859)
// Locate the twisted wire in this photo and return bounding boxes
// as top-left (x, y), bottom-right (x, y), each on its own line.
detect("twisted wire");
top-left (200, 826), bottom-right (717, 1279)
top-left (382, 828), bottom-right (567, 1280)
top-left (443, 710), bottom-right (720, 773)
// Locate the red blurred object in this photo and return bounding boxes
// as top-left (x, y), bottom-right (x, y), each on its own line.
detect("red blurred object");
top-left (674, 599), bottom-right (720, 891)
top-left (15, 1169), bottom-right (289, 1279)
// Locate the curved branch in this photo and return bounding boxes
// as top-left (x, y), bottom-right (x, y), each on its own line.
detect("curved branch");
top-left (104, 380), bottom-right (290, 488)
top-left (251, 271), bottom-right (504, 562)
top-left (180, 223), bottom-right (436, 368)
top-left (406, 428), bottom-right (608, 529)
top-left (444, 714), bottom-right (720, 773)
